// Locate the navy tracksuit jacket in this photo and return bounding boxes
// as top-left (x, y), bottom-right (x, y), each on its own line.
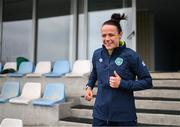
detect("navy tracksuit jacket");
top-left (87, 44), bottom-right (153, 122)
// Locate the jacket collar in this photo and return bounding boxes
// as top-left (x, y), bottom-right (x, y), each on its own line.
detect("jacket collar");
top-left (102, 42), bottom-right (126, 56)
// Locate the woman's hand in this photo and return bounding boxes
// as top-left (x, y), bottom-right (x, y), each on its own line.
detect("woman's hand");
top-left (109, 71), bottom-right (121, 88)
top-left (85, 87), bottom-right (93, 101)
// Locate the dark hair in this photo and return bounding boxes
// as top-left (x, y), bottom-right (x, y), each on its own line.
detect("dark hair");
top-left (102, 13), bottom-right (127, 33)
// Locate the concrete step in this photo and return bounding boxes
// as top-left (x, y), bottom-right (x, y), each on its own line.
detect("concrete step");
top-left (93, 80), bottom-right (180, 88)
top-left (80, 97), bottom-right (95, 106)
top-left (81, 95), bottom-right (180, 105)
top-left (153, 79), bottom-right (180, 87)
top-left (60, 116), bottom-right (173, 126)
top-left (24, 118), bottom-right (91, 127)
top-left (135, 100), bottom-right (180, 111)
top-left (71, 105), bottom-right (180, 126)
top-left (24, 125), bottom-right (63, 127)
top-left (134, 89), bottom-right (180, 99)
top-left (60, 117), bottom-right (91, 126)
top-left (71, 108), bottom-right (92, 119)
top-left (71, 105), bottom-right (180, 116)
top-left (60, 117), bottom-right (92, 126)
top-left (135, 96), bottom-right (180, 101)
top-left (137, 113), bottom-right (180, 126)
top-left (150, 72), bottom-right (180, 79)
top-left (80, 97), bottom-right (180, 111)
top-left (92, 87), bottom-right (180, 99)
top-left (60, 117), bottom-right (91, 125)
top-left (135, 88), bottom-right (180, 98)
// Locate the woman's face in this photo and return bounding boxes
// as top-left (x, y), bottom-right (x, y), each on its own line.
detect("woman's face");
top-left (101, 24), bottom-right (122, 51)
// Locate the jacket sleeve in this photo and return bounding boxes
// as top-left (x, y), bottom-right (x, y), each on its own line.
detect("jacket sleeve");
top-left (86, 52), bottom-right (97, 89)
top-left (120, 53), bottom-right (153, 92)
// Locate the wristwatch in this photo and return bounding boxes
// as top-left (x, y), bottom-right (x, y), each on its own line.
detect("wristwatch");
top-left (86, 85), bottom-right (92, 90)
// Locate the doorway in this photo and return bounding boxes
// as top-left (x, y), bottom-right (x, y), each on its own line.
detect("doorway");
top-left (137, 0), bottom-right (180, 72)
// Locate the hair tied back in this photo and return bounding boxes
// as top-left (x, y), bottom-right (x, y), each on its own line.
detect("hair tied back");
top-left (111, 13), bottom-right (127, 23)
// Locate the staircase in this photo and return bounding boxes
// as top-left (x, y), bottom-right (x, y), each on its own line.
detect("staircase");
top-left (60, 73), bottom-right (180, 126)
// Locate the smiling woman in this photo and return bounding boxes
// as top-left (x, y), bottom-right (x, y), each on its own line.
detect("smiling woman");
top-left (101, 13), bottom-right (126, 55)
top-left (85, 13), bottom-right (153, 126)
top-left (87, 0), bottom-right (135, 61)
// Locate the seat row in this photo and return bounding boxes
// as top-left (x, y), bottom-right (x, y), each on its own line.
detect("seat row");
top-left (0, 60), bottom-right (91, 77)
top-left (0, 81), bottom-right (65, 106)
top-left (0, 118), bottom-right (23, 127)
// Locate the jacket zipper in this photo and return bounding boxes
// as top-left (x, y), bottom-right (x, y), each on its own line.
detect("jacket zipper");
top-left (107, 53), bottom-right (112, 122)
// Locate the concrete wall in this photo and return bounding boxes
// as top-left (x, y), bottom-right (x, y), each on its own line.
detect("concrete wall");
top-left (0, 98), bottom-right (78, 125)
top-left (0, 76), bottom-right (89, 97)
top-left (0, 76), bottom-right (87, 125)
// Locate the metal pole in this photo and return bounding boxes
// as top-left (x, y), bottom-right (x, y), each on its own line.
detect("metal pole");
top-left (0, 0), bottom-right (3, 61)
top-left (32, 0), bottom-right (38, 64)
top-left (69, 0), bottom-right (78, 68)
top-left (84, 0), bottom-right (88, 59)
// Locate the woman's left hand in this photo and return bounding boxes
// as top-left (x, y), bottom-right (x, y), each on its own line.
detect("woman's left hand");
top-left (109, 71), bottom-right (121, 88)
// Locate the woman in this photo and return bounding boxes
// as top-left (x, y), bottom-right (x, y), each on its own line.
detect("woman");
top-left (85, 13), bottom-right (153, 126)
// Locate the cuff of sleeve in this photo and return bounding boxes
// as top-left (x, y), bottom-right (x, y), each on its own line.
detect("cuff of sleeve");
top-left (119, 79), bottom-right (128, 89)
top-left (86, 84), bottom-right (93, 90)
